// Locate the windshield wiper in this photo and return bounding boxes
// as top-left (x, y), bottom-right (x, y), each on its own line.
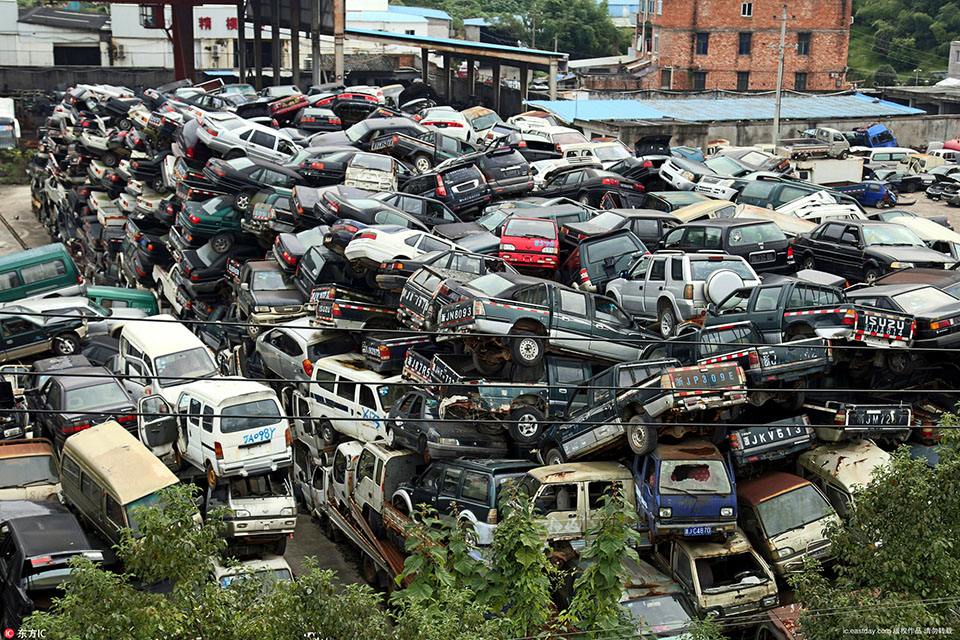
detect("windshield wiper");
top-left (20, 478), bottom-right (57, 487)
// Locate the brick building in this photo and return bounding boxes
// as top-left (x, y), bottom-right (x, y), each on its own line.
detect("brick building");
top-left (647, 0), bottom-right (851, 92)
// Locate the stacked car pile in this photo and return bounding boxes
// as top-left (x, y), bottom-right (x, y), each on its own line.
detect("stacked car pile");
top-left (11, 78), bottom-right (959, 636)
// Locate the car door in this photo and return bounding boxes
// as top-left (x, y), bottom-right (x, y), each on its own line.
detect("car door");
top-left (551, 288), bottom-right (593, 353)
top-left (837, 225), bottom-right (866, 279)
top-left (591, 295), bottom-right (640, 360)
top-left (257, 328), bottom-right (283, 375)
top-left (533, 481), bottom-right (582, 539)
top-left (616, 254), bottom-right (651, 314)
top-left (136, 395), bottom-right (178, 459)
top-left (250, 130), bottom-right (279, 162)
top-left (748, 284), bottom-right (786, 343)
top-left (409, 464), bottom-right (444, 511)
top-left (436, 466), bottom-right (463, 516)
top-left (180, 394), bottom-right (204, 466)
top-left (643, 256), bottom-right (668, 314)
top-left (0, 317), bottom-right (49, 362)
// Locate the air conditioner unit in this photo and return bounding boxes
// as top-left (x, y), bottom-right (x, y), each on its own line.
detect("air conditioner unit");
top-left (114, 43), bottom-right (126, 59)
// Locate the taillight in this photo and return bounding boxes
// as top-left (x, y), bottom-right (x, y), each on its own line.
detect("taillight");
top-left (357, 231), bottom-right (377, 240)
top-left (834, 410), bottom-right (847, 425)
top-left (330, 116), bottom-right (342, 126)
top-left (787, 245), bottom-right (794, 259)
top-left (842, 309), bottom-right (857, 326)
top-left (378, 345), bottom-right (391, 359)
top-left (332, 303), bottom-right (342, 317)
top-left (188, 214), bottom-right (201, 224)
top-left (601, 177), bottom-right (620, 186)
top-left (285, 428), bottom-right (292, 447)
top-left (117, 415), bottom-right (136, 425)
top-left (683, 284), bottom-right (694, 299)
top-left (747, 350), bottom-right (760, 369)
top-left (315, 97), bottom-right (333, 106)
top-left (206, 127), bottom-right (219, 137)
top-left (642, 159), bottom-right (653, 168)
top-left (310, 162), bottom-right (325, 170)
top-left (191, 273), bottom-right (200, 281)
top-left (324, 193), bottom-right (340, 212)
top-left (166, 204), bottom-right (175, 214)
top-left (632, 182), bottom-right (645, 191)
top-left (30, 556), bottom-right (54, 568)
top-left (302, 359), bottom-right (314, 376)
top-left (435, 174), bottom-right (447, 198)
top-left (214, 442), bottom-right (224, 459)
top-left (63, 422), bottom-right (91, 435)
top-left (186, 146), bottom-right (195, 159)
top-left (282, 251), bottom-right (297, 265)
top-left (214, 167), bottom-right (225, 177)
top-left (518, 140), bottom-right (527, 148)
top-left (728, 432), bottom-right (741, 450)
top-left (487, 508), bottom-right (498, 525)
top-left (133, 231), bottom-right (143, 242)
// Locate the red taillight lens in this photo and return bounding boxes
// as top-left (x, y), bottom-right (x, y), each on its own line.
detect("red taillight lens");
top-left (310, 162), bottom-right (325, 170)
top-left (747, 350), bottom-right (760, 368)
top-left (214, 442), bottom-right (224, 459)
top-left (324, 194), bottom-right (340, 212)
top-left (302, 359), bottom-right (314, 376)
top-left (728, 432), bottom-right (741, 450)
top-left (632, 182), bottom-right (645, 191)
top-left (214, 167), bottom-right (225, 177)
top-left (188, 214), bottom-right (201, 224)
top-left (601, 177), bottom-right (620, 186)
top-left (166, 204), bottom-right (175, 214)
top-left (378, 345), bottom-right (391, 359)
top-left (435, 174), bottom-right (447, 198)
top-left (63, 422), bottom-right (91, 435)
top-left (357, 231), bottom-right (377, 240)
top-left (146, 243), bottom-right (155, 252)
top-left (133, 231), bottom-right (143, 242)
top-left (186, 146), bottom-right (195, 158)
top-left (643, 159), bottom-right (653, 168)
top-left (118, 415), bottom-right (136, 425)
top-left (842, 309), bottom-right (857, 326)
top-left (282, 251), bottom-right (297, 265)
top-left (787, 245), bottom-right (794, 259)
top-left (329, 117), bottom-right (341, 126)
top-left (315, 97), bottom-right (333, 106)
top-left (285, 428), bottom-right (292, 447)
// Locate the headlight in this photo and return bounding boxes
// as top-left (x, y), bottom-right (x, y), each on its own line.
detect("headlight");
top-left (437, 437), bottom-right (460, 445)
top-left (542, 246), bottom-right (558, 254)
top-left (890, 262), bottom-right (914, 269)
top-left (232, 509), bottom-right (250, 518)
top-left (762, 595), bottom-right (779, 608)
top-left (681, 170), bottom-right (695, 181)
top-left (772, 546), bottom-right (795, 560)
top-left (705, 608), bottom-right (722, 618)
top-left (254, 306), bottom-right (270, 313)
top-left (658, 507), bottom-right (672, 518)
top-left (720, 507), bottom-right (734, 517)
top-left (280, 507), bottom-right (295, 516)
top-left (500, 243), bottom-right (516, 251)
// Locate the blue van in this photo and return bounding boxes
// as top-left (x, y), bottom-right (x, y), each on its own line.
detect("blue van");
top-left (0, 243), bottom-right (81, 303)
top-left (633, 440), bottom-right (737, 541)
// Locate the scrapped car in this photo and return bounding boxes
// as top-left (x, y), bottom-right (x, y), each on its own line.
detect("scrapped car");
top-left (796, 439), bottom-right (891, 519)
top-left (0, 439), bottom-right (60, 502)
top-left (661, 219), bottom-right (795, 275)
top-left (498, 217), bottom-right (560, 272)
top-left (559, 230), bottom-right (648, 294)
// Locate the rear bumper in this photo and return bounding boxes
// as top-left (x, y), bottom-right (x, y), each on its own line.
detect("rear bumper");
top-left (645, 390), bottom-right (748, 418)
top-left (216, 451), bottom-right (293, 477)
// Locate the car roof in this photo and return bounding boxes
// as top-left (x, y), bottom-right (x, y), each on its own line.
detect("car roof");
top-left (54, 366), bottom-right (123, 391)
top-left (675, 529), bottom-right (753, 557)
top-left (0, 439), bottom-right (55, 459)
top-left (846, 283), bottom-right (935, 297)
top-left (449, 458), bottom-right (538, 473)
top-left (269, 319), bottom-right (331, 343)
top-left (682, 218), bottom-right (768, 228)
top-left (798, 440), bottom-right (891, 489)
top-left (737, 472), bottom-right (812, 506)
top-left (0, 500), bottom-right (68, 525)
top-left (653, 439), bottom-right (723, 461)
top-left (8, 513), bottom-right (94, 557)
top-left (606, 208), bottom-right (679, 220)
top-left (177, 378), bottom-right (277, 404)
top-left (876, 268), bottom-right (960, 287)
top-left (12, 296), bottom-right (93, 311)
top-left (120, 315), bottom-right (206, 356)
top-left (528, 461), bottom-right (631, 483)
top-left (313, 353), bottom-right (401, 382)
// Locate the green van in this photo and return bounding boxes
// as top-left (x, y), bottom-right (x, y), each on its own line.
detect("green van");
top-left (0, 243), bottom-right (81, 303)
top-left (85, 286), bottom-right (160, 315)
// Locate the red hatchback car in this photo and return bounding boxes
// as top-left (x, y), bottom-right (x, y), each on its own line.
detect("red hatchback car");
top-left (498, 217), bottom-right (560, 271)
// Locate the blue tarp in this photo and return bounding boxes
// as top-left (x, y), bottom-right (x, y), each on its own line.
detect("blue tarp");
top-left (526, 93), bottom-right (926, 123)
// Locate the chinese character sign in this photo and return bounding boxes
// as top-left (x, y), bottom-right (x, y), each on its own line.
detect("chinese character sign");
top-left (226, 17), bottom-right (238, 30)
top-left (198, 16), bottom-right (212, 30)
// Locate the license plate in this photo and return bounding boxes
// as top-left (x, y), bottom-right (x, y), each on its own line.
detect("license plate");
top-left (739, 426), bottom-right (807, 449)
top-left (252, 202), bottom-right (273, 221)
top-left (400, 289), bottom-right (428, 313)
top-left (241, 426), bottom-right (276, 447)
top-left (438, 303), bottom-right (473, 325)
top-left (846, 407), bottom-right (911, 427)
top-left (749, 250), bottom-right (776, 265)
top-left (175, 288), bottom-right (189, 307)
top-left (310, 287), bottom-right (333, 303)
top-left (669, 365), bottom-right (740, 389)
top-left (859, 313), bottom-right (910, 338)
top-left (683, 526), bottom-right (712, 537)
top-left (316, 301), bottom-right (333, 318)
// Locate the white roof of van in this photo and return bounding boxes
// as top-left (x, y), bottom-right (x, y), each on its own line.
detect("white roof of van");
top-left (799, 440), bottom-right (891, 491)
top-left (63, 421), bottom-right (179, 504)
top-left (120, 315), bottom-right (207, 357)
top-left (313, 353), bottom-right (401, 383)
top-left (176, 378), bottom-right (277, 405)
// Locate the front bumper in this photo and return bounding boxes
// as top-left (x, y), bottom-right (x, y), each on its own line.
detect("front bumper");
top-left (222, 516), bottom-right (297, 538)
top-left (500, 251), bottom-right (558, 268)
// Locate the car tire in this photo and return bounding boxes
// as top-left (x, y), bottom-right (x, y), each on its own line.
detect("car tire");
top-left (510, 331), bottom-right (545, 368)
top-left (152, 177), bottom-right (165, 192)
top-left (102, 152), bottom-right (118, 168)
top-left (508, 405), bottom-right (546, 444)
top-left (471, 351), bottom-right (502, 376)
top-left (577, 193), bottom-right (591, 206)
top-left (118, 118), bottom-right (133, 131)
top-left (320, 420), bottom-right (338, 446)
top-left (626, 414), bottom-right (657, 455)
top-left (206, 462), bottom-right (217, 488)
top-left (839, 150), bottom-right (849, 160)
top-left (52, 332), bottom-right (80, 356)
top-left (657, 304), bottom-right (676, 338)
top-left (234, 192), bottom-right (253, 212)
top-left (272, 537), bottom-right (288, 556)
top-left (210, 233), bottom-right (234, 254)
top-left (412, 154), bottom-right (433, 174)
top-left (864, 267), bottom-right (882, 284)
top-left (801, 254), bottom-right (815, 270)
top-left (418, 435), bottom-right (430, 463)
top-left (543, 447), bottom-right (565, 466)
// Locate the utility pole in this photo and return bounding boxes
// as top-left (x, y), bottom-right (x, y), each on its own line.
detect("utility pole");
top-left (772, 3), bottom-right (787, 148)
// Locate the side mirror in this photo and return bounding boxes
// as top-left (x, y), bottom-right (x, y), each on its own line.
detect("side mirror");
top-left (619, 270), bottom-right (628, 279)
top-left (240, 282), bottom-right (249, 291)
top-left (707, 303), bottom-right (718, 316)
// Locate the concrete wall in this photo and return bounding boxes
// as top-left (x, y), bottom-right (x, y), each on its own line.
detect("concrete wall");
top-left (949, 41), bottom-right (960, 81)
top-left (0, 66), bottom-right (174, 94)
top-left (608, 114), bottom-right (960, 151)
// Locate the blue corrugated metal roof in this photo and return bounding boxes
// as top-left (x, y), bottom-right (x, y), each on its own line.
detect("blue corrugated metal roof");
top-left (463, 17), bottom-right (492, 26)
top-left (345, 28), bottom-right (566, 57)
top-left (526, 93), bottom-right (926, 123)
top-left (347, 11), bottom-right (427, 23)
top-left (389, 6), bottom-right (453, 21)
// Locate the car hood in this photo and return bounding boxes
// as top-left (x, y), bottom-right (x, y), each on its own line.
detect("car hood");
top-left (869, 245), bottom-right (955, 264)
top-left (563, 220), bottom-right (615, 237)
top-left (456, 232), bottom-right (500, 254)
top-left (109, 308), bottom-right (149, 320)
top-left (889, 217), bottom-right (960, 243)
top-left (251, 289), bottom-right (307, 306)
top-left (308, 131), bottom-right (351, 147)
top-left (433, 221), bottom-right (487, 240)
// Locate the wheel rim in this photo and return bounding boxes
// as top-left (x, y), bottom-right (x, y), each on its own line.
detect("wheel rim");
top-left (578, 195), bottom-right (590, 205)
top-left (56, 337), bottom-right (75, 354)
top-left (547, 450), bottom-right (562, 465)
top-left (518, 337), bottom-right (540, 362)
top-left (385, 428), bottom-right (395, 447)
top-left (236, 195), bottom-right (249, 210)
top-left (660, 312), bottom-right (673, 337)
top-left (213, 237), bottom-right (230, 252)
top-left (415, 158), bottom-right (431, 173)
top-left (866, 270), bottom-right (878, 284)
top-left (517, 414), bottom-right (539, 438)
top-left (803, 257), bottom-right (814, 269)
top-left (629, 422), bottom-right (648, 450)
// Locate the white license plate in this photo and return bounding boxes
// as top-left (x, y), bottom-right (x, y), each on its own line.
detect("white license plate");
top-left (683, 526), bottom-right (712, 537)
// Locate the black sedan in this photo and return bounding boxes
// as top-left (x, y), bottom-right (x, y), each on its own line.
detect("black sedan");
top-left (309, 116), bottom-right (428, 151)
top-left (465, 147), bottom-right (532, 198)
top-left (535, 167), bottom-right (646, 209)
top-left (794, 220), bottom-right (955, 284)
top-left (177, 238), bottom-right (265, 296)
top-left (301, 185), bottom-right (372, 226)
top-left (292, 106), bottom-right (342, 132)
top-left (387, 390), bottom-right (509, 461)
top-left (607, 156), bottom-right (670, 189)
top-left (401, 159), bottom-right (492, 216)
top-left (845, 284), bottom-right (960, 348)
top-left (202, 157), bottom-right (301, 211)
top-left (272, 226), bottom-right (327, 272)
top-left (926, 175), bottom-right (960, 200)
top-left (560, 208), bottom-right (680, 247)
top-left (290, 148), bottom-right (365, 186)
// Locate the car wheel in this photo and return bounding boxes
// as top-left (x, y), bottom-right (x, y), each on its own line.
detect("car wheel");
top-left (577, 193), bottom-right (591, 206)
top-left (413, 154), bottom-right (433, 174)
top-left (801, 254), bottom-right (815, 270)
top-left (418, 435), bottom-right (430, 463)
top-left (839, 150), bottom-right (849, 160)
top-left (272, 537), bottom-right (288, 555)
top-left (384, 426), bottom-right (395, 447)
top-left (510, 331), bottom-right (545, 367)
top-left (118, 118), bottom-right (133, 131)
top-left (320, 420), bottom-right (338, 446)
top-left (102, 152), bottom-right (118, 168)
top-left (508, 405), bottom-right (546, 444)
top-left (52, 332), bottom-right (80, 356)
top-left (152, 177), bottom-right (165, 192)
top-left (864, 267), bottom-right (881, 284)
top-left (234, 192), bottom-right (252, 212)
top-left (657, 304), bottom-right (676, 338)
top-left (471, 351), bottom-right (502, 376)
top-left (206, 462), bottom-right (217, 488)
top-left (543, 447), bottom-right (565, 466)
top-left (626, 414), bottom-right (657, 455)
top-left (210, 233), bottom-right (234, 254)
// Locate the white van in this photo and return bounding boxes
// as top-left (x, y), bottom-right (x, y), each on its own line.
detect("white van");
top-left (353, 442), bottom-right (419, 532)
top-left (295, 353), bottom-right (408, 447)
top-left (158, 379), bottom-right (292, 485)
top-left (204, 469), bottom-right (297, 555)
top-left (849, 146), bottom-right (916, 167)
top-left (116, 315), bottom-right (220, 402)
top-left (929, 148), bottom-right (960, 164)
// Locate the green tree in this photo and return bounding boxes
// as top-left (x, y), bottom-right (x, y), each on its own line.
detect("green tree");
top-left (872, 64), bottom-right (899, 86)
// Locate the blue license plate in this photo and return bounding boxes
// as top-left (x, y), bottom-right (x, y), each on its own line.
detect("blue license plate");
top-left (683, 526), bottom-right (712, 537)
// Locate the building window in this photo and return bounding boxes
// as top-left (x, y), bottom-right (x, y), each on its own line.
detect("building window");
top-left (795, 72), bottom-right (808, 91)
top-left (692, 71), bottom-right (707, 90)
top-left (738, 32), bottom-right (752, 55)
top-left (737, 71), bottom-right (750, 91)
top-left (741, 2), bottom-right (753, 17)
top-left (405, 29), bottom-right (415, 35)
top-left (797, 32), bottom-right (811, 56)
top-left (656, 0), bottom-right (662, 15)
top-left (660, 68), bottom-right (672, 89)
top-left (695, 32), bottom-right (709, 55)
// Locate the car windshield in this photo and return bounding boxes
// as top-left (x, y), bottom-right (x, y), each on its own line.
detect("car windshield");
top-left (583, 234), bottom-right (646, 264)
top-left (553, 132), bottom-right (588, 145)
top-left (659, 460), bottom-right (731, 495)
top-left (63, 382), bottom-right (129, 411)
top-left (228, 469), bottom-right (290, 498)
top-left (220, 568), bottom-right (293, 589)
top-left (892, 287), bottom-right (960, 314)
top-left (622, 595), bottom-right (692, 635)
top-left (728, 223), bottom-right (787, 246)
top-left (125, 491), bottom-right (163, 534)
top-left (378, 382), bottom-right (409, 410)
top-left (477, 210), bottom-right (509, 232)
top-left (704, 156), bottom-right (748, 176)
top-left (467, 111), bottom-right (501, 131)
top-left (696, 552), bottom-right (768, 593)
top-left (593, 145), bottom-right (631, 161)
top-left (737, 151), bottom-right (773, 168)
top-left (583, 210), bottom-right (626, 231)
top-left (200, 198), bottom-right (227, 215)
top-left (862, 224), bottom-right (925, 246)
top-left (252, 270), bottom-right (295, 290)
top-left (465, 274), bottom-right (517, 297)
top-left (690, 258), bottom-right (755, 280)
top-left (503, 218), bottom-right (554, 239)
top-left (196, 243), bottom-right (220, 267)
top-left (658, 192), bottom-right (707, 206)
top-left (0, 455), bottom-right (59, 489)
top-left (154, 347), bottom-right (217, 387)
top-left (344, 121), bottom-right (370, 143)
top-left (351, 154), bottom-right (392, 171)
top-left (220, 398), bottom-right (282, 433)
top-left (756, 484), bottom-right (835, 537)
